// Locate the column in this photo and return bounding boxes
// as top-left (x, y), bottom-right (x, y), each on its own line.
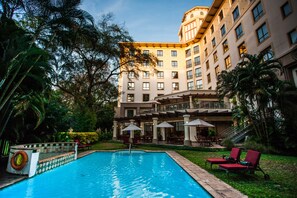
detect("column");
top-left (120, 123), bottom-right (124, 136)
top-left (161, 128), bottom-right (166, 141)
top-left (112, 120), bottom-right (118, 140)
top-left (154, 103), bottom-right (158, 112)
top-left (129, 119), bottom-right (135, 143)
top-left (152, 117), bottom-right (158, 144)
top-left (189, 95), bottom-right (194, 109)
top-left (140, 122), bottom-right (145, 136)
top-left (183, 114), bottom-right (191, 146)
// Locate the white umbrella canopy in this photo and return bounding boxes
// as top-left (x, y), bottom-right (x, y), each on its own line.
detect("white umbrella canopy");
top-left (156, 121), bottom-right (174, 128)
top-left (121, 124), bottom-right (142, 131)
top-left (184, 118), bottom-right (215, 127)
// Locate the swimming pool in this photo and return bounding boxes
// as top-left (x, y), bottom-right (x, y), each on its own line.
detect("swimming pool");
top-left (0, 151), bottom-right (211, 197)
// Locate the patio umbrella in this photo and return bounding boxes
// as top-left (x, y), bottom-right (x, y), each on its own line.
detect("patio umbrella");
top-left (156, 122), bottom-right (174, 141)
top-left (184, 118), bottom-right (214, 127)
top-left (156, 121), bottom-right (174, 128)
top-left (121, 124), bottom-right (142, 131)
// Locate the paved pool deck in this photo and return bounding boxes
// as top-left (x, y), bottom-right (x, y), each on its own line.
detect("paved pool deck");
top-left (1, 150), bottom-right (246, 197)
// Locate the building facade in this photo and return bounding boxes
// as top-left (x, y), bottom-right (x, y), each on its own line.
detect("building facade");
top-left (114, 0), bottom-right (297, 146)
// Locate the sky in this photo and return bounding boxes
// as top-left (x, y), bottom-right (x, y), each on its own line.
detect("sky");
top-left (80, 0), bottom-right (213, 42)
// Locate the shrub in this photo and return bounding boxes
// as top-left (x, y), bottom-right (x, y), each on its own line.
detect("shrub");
top-left (244, 139), bottom-right (278, 154)
top-left (221, 138), bottom-right (234, 150)
top-left (98, 131), bottom-right (112, 141)
top-left (55, 132), bottom-right (99, 144)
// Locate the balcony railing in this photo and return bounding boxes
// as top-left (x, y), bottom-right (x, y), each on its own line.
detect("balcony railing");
top-left (193, 101), bottom-right (230, 109)
top-left (136, 101), bottom-right (231, 115)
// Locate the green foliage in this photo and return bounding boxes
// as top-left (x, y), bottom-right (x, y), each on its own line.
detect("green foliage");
top-left (221, 138), bottom-right (234, 150)
top-left (96, 103), bottom-right (116, 131)
top-left (55, 132), bottom-right (99, 144)
top-left (98, 131), bottom-right (112, 141)
top-left (217, 53), bottom-right (291, 148)
top-left (208, 129), bottom-right (216, 137)
top-left (244, 139), bottom-right (279, 154)
top-left (71, 108), bottom-right (97, 132)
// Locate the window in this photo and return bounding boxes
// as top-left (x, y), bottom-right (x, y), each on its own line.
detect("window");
top-left (185, 49), bottom-right (191, 57)
top-left (171, 50), bottom-right (177, 57)
top-left (143, 50), bottom-right (149, 54)
top-left (219, 10), bottom-right (224, 21)
top-left (157, 71), bottom-right (164, 78)
top-left (221, 24), bottom-right (226, 37)
top-left (157, 60), bottom-right (163, 67)
top-left (200, 11), bottom-right (204, 15)
top-left (193, 45), bottom-right (199, 54)
top-left (257, 23), bottom-right (269, 43)
top-left (143, 71), bottom-right (150, 78)
top-left (212, 37), bottom-right (216, 47)
top-left (238, 42), bottom-right (247, 57)
top-left (143, 94), bottom-right (150, 102)
top-left (143, 61), bottom-right (149, 67)
top-left (128, 82), bottom-right (134, 90)
top-left (127, 94), bottom-right (134, 102)
top-left (187, 70), bottom-right (193, 79)
top-left (211, 25), bottom-right (214, 34)
top-left (196, 79), bottom-right (203, 89)
top-left (187, 81), bottom-right (194, 90)
top-left (194, 56), bottom-right (200, 66)
top-left (281, 2), bottom-right (292, 18)
top-left (222, 39), bottom-right (229, 53)
top-left (186, 59), bottom-right (192, 68)
top-left (172, 83), bottom-right (179, 90)
top-left (172, 71), bottom-right (178, 79)
top-left (288, 29), bottom-right (297, 44)
top-left (233, 6), bottom-right (240, 21)
top-left (171, 61), bottom-right (178, 67)
top-left (213, 51), bottom-right (218, 63)
top-left (127, 109), bottom-right (134, 117)
top-left (225, 55), bottom-right (231, 69)
top-left (215, 66), bottom-right (220, 76)
top-left (207, 74), bottom-right (211, 84)
top-left (252, 2), bottom-right (264, 22)
top-left (204, 37), bottom-right (207, 44)
top-left (157, 82), bottom-right (164, 90)
top-left (262, 46), bottom-right (274, 61)
top-left (195, 68), bottom-right (202, 77)
top-left (143, 82), bottom-right (150, 90)
top-left (128, 71), bottom-right (135, 78)
top-left (206, 60), bottom-right (210, 70)
top-left (235, 24), bottom-right (244, 39)
top-left (205, 48), bottom-right (208, 57)
top-left (157, 50), bottom-right (163, 57)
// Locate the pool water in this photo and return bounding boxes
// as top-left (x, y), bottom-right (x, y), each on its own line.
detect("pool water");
top-left (0, 151), bottom-right (211, 198)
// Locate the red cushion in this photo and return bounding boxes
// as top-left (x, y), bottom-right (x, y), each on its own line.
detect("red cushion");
top-left (230, 148), bottom-right (241, 161)
top-left (206, 158), bottom-right (228, 164)
top-left (219, 163), bottom-right (249, 170)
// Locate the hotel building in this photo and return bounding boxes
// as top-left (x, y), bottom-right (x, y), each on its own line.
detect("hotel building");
top-left (113, 0), bottom-right (297, 146)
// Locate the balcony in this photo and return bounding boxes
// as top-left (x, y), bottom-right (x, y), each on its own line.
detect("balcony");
top-left (155, 101), bottom-right (230, 112)
top-left (193, 101), bottom-right (230, 109)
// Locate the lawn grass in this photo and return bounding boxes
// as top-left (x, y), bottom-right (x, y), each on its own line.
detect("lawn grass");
top-left (92, 142), bottom-right (297, 197)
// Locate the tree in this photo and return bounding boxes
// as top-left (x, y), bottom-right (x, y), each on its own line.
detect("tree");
top-left (52, 14), bottom-right (157, 111)
top-left (217, 53), bottom-right (283, 146)
top-left (0, 0), bottom-right (96, 139)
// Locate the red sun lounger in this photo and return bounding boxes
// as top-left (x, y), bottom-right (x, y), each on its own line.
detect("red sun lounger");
top-left (219, 149), bottom-right (270, 180)
top-left (205, 147), bottom-right (241, 169)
